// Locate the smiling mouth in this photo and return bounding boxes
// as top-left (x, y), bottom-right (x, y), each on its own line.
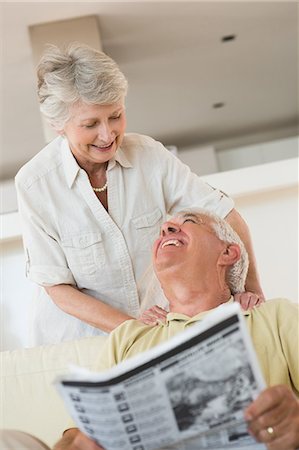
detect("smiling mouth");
top-left (91, 141), bottom-right (114, 150)
top-left (161, 239), bottom-right (183, 249)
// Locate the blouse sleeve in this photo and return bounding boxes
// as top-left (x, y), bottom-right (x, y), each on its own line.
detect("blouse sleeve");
top-left (152, 140), bottom-right (234, 218)
top-left (15, 176), bottom-right (76, 287)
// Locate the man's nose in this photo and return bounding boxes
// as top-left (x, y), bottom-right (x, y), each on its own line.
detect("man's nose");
top-left (161, 221), bottom-right (180, 236)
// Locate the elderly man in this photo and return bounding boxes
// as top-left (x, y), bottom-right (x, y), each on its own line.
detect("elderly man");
top-left (53, 210), bottom-right (299, 449)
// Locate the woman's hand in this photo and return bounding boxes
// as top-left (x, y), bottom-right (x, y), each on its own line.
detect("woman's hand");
top-left (138, 305), bottom-right (168, 326)
top-left (244, 385), bottom-right (299, 450)
top-left (234, 291), bottom-right (265, 310)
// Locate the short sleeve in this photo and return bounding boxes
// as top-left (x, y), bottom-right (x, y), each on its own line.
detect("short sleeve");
top-left (94, 320), bottom-right (140, 372)
top-left (15, 178), bottom-right (76, 287)
top-left (277, 299), bottom-right (299, 394)
top-left (94, 333), bottom-right (119, 372)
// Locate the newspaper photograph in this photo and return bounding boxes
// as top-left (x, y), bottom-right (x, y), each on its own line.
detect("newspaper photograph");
top-left (55, 303), bottom-right (266, 450)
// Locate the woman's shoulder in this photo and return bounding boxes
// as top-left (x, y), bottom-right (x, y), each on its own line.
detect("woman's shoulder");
top-left (120, 133), bottom-right (174, 167)
top-left (15, 136), bottom-right (64, 189)
top-left (122, 133), bottom-right (167, 153)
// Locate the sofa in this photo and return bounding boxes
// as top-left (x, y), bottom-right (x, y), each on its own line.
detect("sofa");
top-left (0, 335), bottom-right (107, 448)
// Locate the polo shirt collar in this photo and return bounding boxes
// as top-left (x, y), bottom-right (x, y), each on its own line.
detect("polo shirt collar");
top-left (167, 297), bottom-right (251, 324)
top-left (61, 138), bottom-right (132, 188)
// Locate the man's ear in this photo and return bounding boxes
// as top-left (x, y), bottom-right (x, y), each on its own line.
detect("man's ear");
top-left (219, 244), bottom-right (241, 266)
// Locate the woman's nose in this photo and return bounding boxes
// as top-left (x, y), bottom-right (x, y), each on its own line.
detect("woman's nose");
top-left (97, 123), bottom-right (112, 142)
top-left (161, 221), bottom-right (180, 236)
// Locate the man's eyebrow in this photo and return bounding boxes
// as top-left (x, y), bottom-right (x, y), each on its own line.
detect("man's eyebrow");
top-left (181, 213), bottom-right (201, 221)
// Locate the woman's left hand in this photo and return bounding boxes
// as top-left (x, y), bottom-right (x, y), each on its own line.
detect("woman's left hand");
top-left (138, 305), bottom-right (168, 326)
top-left (234, 291), bottom-right (265, 310)
top-left (244, 385), bottom-right (299, 450)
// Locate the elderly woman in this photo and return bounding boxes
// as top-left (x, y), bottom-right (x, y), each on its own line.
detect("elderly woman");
top-left (15, 44), bottom-right (264, 345)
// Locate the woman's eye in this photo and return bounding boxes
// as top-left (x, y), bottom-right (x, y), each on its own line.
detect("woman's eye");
top-left (84, 123), bottom-right (96, 128)
top-left (110, 114), bottom-right (121, 120)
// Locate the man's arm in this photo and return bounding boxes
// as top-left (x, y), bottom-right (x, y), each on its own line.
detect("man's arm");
top-left (244, 385), bottom-right (299, 450)
top-left (53, 429), bottom-right (104, 450)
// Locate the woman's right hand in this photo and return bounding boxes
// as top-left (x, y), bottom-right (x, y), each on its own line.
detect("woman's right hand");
top-left (138, 305), bottom-right (168, 326)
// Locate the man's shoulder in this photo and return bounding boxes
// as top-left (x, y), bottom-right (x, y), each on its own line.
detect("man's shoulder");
top-left (15, 136), bottom-right (63, 190)
top-left (96, 319), bottom-right (155, 371)
top-left (250, 298), bottom-right (298, 321)
top-left (110, 318), bottom-right (151, 342)
top-left (259, 297), bottom-right (297, 310)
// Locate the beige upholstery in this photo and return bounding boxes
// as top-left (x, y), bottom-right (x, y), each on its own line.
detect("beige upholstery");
top-left (0, 430), bottom-right (51, 450)
top-left (0, 335), bottom-right (107, 447)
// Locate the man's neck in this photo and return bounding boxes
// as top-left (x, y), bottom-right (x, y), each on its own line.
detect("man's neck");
top-left (164, 281), bottom-right (231, 317)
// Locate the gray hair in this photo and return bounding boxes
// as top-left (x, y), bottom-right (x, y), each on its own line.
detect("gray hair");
top-left (179, 208), bottom-right (249, 294)
top-left (37, 43), bottom-right (128, 130)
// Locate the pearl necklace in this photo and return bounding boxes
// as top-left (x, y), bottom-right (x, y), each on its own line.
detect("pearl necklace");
top-left (92, 181), bottom-right (108, 193)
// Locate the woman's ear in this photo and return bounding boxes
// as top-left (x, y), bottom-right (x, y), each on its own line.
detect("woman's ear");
top-left (56, 128), bottom-right (64, 136)
top-left (219, 244), bottom-right (241, 266)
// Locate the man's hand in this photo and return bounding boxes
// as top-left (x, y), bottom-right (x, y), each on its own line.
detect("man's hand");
top-left (53, 429), bottom-right (104, 450)
top-left (244, 385), bottom-right (299, 450)
top-left (234, 291), bottom-right (265, 310)
top-left (138, 305), bottom-right (168, 325)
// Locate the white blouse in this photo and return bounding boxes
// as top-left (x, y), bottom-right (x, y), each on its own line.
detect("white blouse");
top-left (15, 133), bottom-right (234, 344)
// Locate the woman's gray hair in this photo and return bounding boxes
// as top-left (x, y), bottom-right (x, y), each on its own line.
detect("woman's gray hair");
top-left (37, 43), bottom-right (128, 130)
top-left (180, 208), bottom-right (249, 294)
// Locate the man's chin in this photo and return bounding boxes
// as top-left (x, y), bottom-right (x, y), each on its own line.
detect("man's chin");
top-left (155, 261), bottom-right (183, 279)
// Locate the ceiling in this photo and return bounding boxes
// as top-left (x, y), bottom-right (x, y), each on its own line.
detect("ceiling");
top-left (0, 1), bottom-right (298, 180)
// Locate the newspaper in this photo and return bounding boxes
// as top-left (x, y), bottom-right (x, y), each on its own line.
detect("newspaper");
top-left (55, 303), bottom-right (266, 450)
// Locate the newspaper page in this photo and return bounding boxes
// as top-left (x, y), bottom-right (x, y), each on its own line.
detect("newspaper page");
top-left (55, 303), bottom-right (266, 450)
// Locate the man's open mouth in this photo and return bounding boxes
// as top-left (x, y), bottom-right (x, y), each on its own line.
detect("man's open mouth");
top-left (161, 239), bottom-right (183, 249)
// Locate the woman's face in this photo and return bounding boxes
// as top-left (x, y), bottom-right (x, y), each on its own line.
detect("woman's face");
top-left (62, 101), bottom-right (126, 168)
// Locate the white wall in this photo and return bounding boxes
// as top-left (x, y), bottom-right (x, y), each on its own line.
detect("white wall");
top-left (1, 239), bottom-right (34, 350)
top-left (178, 146), bottom-right (219, 176)
top-left (178, 136), bottom-right (298, 176)
top-left (202, 158), bottom-right (298, 303)
top-left (234, 187), bottom-right (298, 302)
top-left (217, 136), bottom-right (298, 171)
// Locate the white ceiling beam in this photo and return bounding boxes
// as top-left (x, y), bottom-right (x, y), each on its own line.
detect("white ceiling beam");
top-left (29, 15), bottom-right (102, 143)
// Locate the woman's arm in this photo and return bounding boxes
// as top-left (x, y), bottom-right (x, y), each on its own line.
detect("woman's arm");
top-left (45, 284), bottom-right (133, 333)
top-left (225, 208), bottom-right (265, 300)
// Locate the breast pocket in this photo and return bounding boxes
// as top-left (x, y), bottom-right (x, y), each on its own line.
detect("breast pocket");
top-left (61, 232), bottom-right (105, 276)
top-left (132, 208), bottom-right (163, 252)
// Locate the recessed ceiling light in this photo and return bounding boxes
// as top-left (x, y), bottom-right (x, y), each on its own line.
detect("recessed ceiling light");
top-left (221, 34), bottom-right (236, 42)
top-left (213, 102), bottom-right (225, 109)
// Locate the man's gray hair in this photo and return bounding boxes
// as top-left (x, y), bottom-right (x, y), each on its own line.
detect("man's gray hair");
top-left (181, 208), bottom-right (249, 294)
top-left (37, 43), bottom-right (128, 130)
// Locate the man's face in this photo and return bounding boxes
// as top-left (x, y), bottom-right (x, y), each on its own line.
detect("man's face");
top-left (153, 212), bottom-right (225, 279)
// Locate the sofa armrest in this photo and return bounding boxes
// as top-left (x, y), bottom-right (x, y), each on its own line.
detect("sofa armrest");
top-left (0, 335), bottom-right (107, 447)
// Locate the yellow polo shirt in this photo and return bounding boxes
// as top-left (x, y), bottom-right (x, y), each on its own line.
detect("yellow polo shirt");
top-left (96, 298), bottom-right (299, 395)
